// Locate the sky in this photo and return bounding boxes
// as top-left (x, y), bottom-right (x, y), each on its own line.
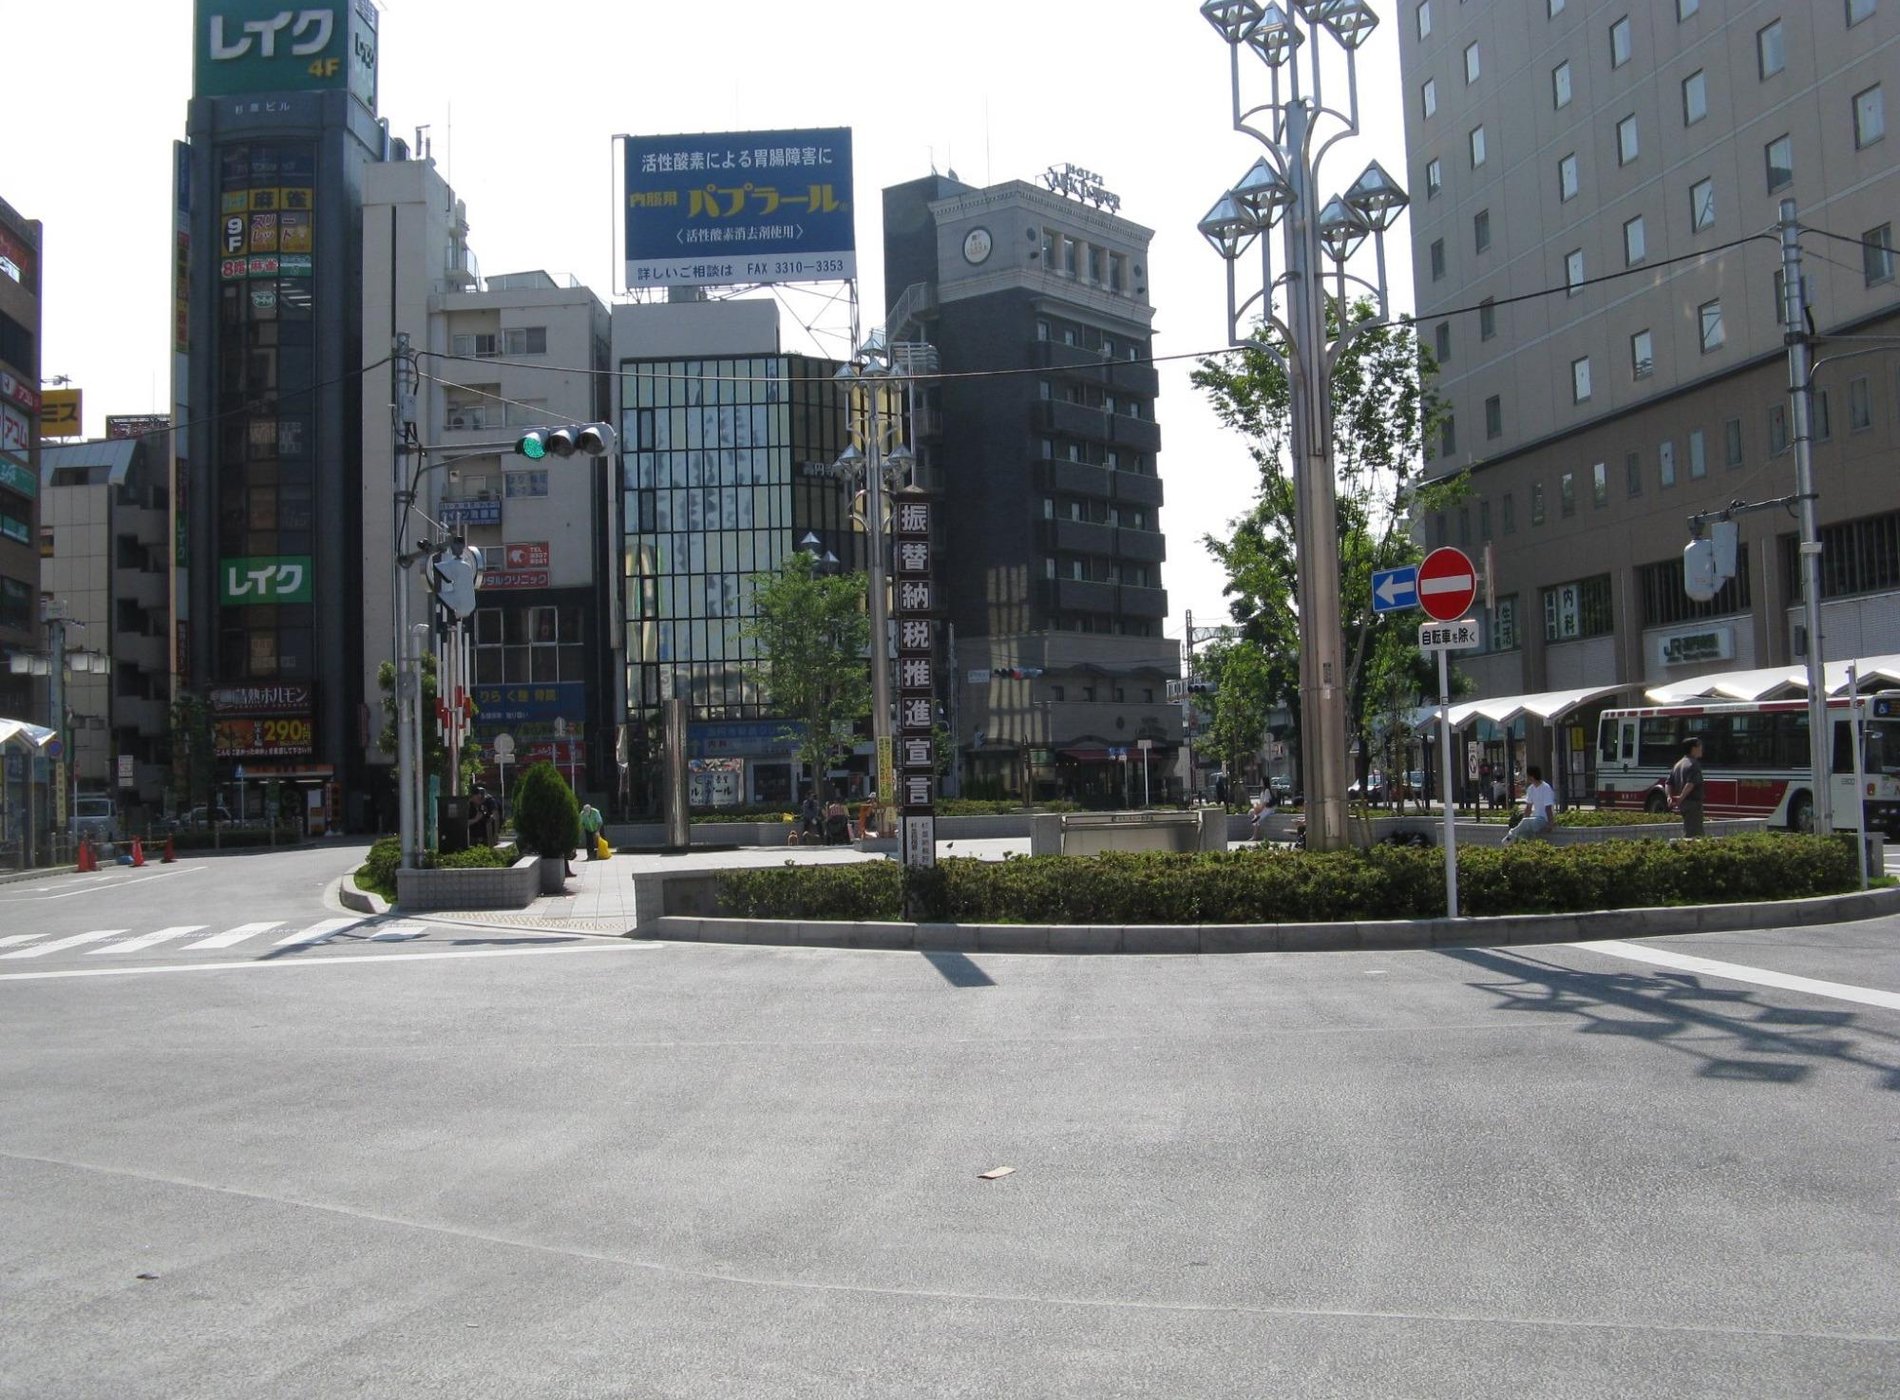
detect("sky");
top-left (5, 0), bottom-right (1413, 653)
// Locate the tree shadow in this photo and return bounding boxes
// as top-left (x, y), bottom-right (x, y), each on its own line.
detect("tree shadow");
top-left (1441, 946), bottom-right (1900, 1090)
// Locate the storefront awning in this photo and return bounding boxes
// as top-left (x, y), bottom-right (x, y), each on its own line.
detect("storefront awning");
top-left (1435, 683), bottom-right (1640, 731)
top-left (1645, 653), bottom-right (1900, 704)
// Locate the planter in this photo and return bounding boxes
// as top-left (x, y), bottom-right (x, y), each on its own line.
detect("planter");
top-left (539, 855), bottom-right (571, 894)
top-left (396, 856), bottom-right (542, 911)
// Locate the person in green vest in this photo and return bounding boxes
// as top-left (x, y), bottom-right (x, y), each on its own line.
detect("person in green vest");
top-left (579, 800), bottom-right (604, 859)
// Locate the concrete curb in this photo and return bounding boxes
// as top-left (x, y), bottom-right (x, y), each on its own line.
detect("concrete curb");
top-left (633, 883), bottom-right (1900, 954)
top-left (338, 873), bottom-right (388, 916)
top-left (0, 864), bottom-right (79, 887)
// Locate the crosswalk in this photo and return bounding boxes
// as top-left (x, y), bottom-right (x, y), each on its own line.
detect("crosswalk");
top-left (0, 917), bottom-right (432, 960)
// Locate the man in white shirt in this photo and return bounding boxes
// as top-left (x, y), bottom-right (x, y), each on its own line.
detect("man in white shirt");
top-left (1503, 764), bottom-right (1558, 845)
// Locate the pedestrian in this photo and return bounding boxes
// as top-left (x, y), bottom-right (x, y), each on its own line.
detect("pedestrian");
top-left (798, 790), bottom-right (820, 843)
top-left (579, 800), bottom-right (604, 859)
top-left (1669, 735), bottom-right (1705, 837)
top-left (469, 784), bottom-right (496, 846)
top-left (1503, 764), bottom-right (1557, 845)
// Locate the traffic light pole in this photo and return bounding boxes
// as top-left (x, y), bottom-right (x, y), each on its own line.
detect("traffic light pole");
top-left (392, 338), bottom-right (423, 870)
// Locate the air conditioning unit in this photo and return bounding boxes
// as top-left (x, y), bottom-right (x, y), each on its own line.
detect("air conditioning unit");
top-left (448, 414), bottom-right (470, 430)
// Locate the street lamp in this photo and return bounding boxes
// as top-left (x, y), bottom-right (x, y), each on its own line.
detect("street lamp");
top-left (1199, 0), bottom-right (1408, 851)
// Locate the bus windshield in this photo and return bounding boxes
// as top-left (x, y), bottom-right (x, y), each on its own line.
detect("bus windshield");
top-left (1863, 720), bottom-right (1900, 776)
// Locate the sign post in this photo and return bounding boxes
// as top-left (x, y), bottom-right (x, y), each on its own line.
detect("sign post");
top-left (1417, 547), bottom-right (1481, 919)
top-left (1138, 737), bottom-right (1153, 807)
top-left (494, 732), bottom-right (515, 817)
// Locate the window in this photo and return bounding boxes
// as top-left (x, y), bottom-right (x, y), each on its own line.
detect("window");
top-left (1855, 86), bottom-right (1885, 148)
top-left (1699, 299), bottom-right (1725, 352)
top-left (1430, 238), bottom-right (1446, 280)
top-left (1503, 493), bottom-right (1516, 534)
top-left (1815, 390), bottom-right (1833, 442)
top-left (1553, 61), bottom-right (1573, 108)
top-left (1465, 42), bottom-right (1481, 83)
top-left (1849, 376), bottom-right (1873, 431)
top-left (1572, 356), bottom-right (1592, 402)
top-left (1485, 395), bottom-right (1502, 439)
top-left (1783, 508), bottom-right (1900, 603)
top-left (1593, 461), bottom-right (1608, 508)
top-left (1757, 20), bottom-right (1784, 79)
top-left (501, 326), bottom-right (547, 356)
top-left (1610, 15), bottom-right (1632, 67)
top-left (1626, 450), bottom-right (1643, 496)
top-left (1426, 158), bottom-right (1442, 198)
top-left (1491, 596), bottom-right (1520, 652)
top-left (1617, 115), bottom-right (1640, 164)
top-left (1440, 415), bottom-right (1457, 457)
top-left (1765, 134), bottom-right (1793, 192)
top-left (1480, 499), bottom-right (1492, 540)
top-left (1544, 575), bottom-right (1614, 641)
top-left (1434, 322), bottom-right (1451, 363)
top-left (1659, 439), bottom-right (1677, 487)
top-left (1559, 153), bottom-right (1579, 201)
top-left (1631, 329), bottom-right (1654, 380)
top-left (1769, 403), bottom-right (1790, 454)
top-left (1474, 209), bottom-right (1491, 253)
top-left (1849, 0), bottom-right (1876, 25)
top-left (1548, 0), bottom-right (1564, 14)
top-left (1679, 0), bottom-right (1699, 16)
top-left (1640, 550), bottom-right (1752, 628)
top-left (1690, 177), bottom-right (1716, 230)
top-left (1689, 428), bottom-right (1708, 479)
top-left (1422, 79), bottom-right (1438, 118)
top-left (1036, 319), bottom-right (1050, 340)
top-left (1725, 417), bottom-right (1745, 466)
top-left (1683, 70), bottom-right (1707, 125)
top-left (1479, 299), bottom-right (1496, 340)
top-left (1560, 471), bottom-right (1576, 517)
top-left (1458, 507), bottom-right (1471, 549)
top-left (1531, 483), bottom-right (1547, 525)
top-left (1469, 126), bottom-right (1487, 167)
top-left (1866, 224), bottom-right (1895, 284)
top-left (451, 332), bottom-right (498, 359)
top-left (1623, 214), bottom-right (1646, 265)
top-left (1416, 0), bottom-right (1431, 39)
top-left (1565, 249), bottom-right (1585, 296)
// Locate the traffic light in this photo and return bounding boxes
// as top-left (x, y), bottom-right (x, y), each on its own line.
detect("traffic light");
top-left (430, 541), bottom-right (481, 619)
top-left (513, 422), bottom-right (616, 459)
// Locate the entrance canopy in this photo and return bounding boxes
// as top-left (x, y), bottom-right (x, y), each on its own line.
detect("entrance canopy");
top-left (1437, 683), bottom-right (1639, 732)
top-left (1645, 652), bottom-right (1900, 704)
top-left (0, 718), bottom-right (56, 748)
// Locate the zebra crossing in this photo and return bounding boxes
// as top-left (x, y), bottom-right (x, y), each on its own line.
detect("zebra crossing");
top-left (0, 917), bottom-right (432, 961)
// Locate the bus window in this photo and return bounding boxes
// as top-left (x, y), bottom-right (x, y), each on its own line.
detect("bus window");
top-left (1598, 718), bottom-right (1619, 765)
top-left (1775, 711), bottom-right (1810, 769)
top-left (1866, 720), bottom-right (1900, 775)
top-left (1698, 714), bottom-right (1733, 765)
top-left (1834, 716), bottom-right (1857, 774)
top-left (1638, 716), bottom-right (1680, 768)
top-left (1728, 712), bottom-right (1777, 766)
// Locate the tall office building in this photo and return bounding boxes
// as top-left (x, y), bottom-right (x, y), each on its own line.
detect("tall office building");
top-left (1403, 0), bottom-right (1900, 797)
top-left (882, 174), bottom-right (1180, 803)
top-left (177, 1), bottom-right (383, 827)
top-left (0, 195), bottom-right (42, 723)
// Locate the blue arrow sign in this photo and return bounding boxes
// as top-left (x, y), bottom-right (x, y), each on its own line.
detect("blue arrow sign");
top-left (1371, 564), bottom-right (1420, 614)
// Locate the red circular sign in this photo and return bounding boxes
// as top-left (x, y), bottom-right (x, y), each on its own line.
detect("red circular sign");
top-left (1417, 547), bottom-right (1478, 622)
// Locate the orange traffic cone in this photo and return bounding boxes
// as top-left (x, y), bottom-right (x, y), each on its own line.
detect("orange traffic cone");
top-left (77, 840), bottom-right (95, 872)
top-left (161, 834), bottom-right (176, 863)
top-left (130, 839), bottom-right (145, 868)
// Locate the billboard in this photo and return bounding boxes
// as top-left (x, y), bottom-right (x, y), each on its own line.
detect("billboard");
top-left (193, 0), bottom-right (378, 111)
top-left (220, 555), bottom-right (313, 604)
top-left (623, 127), bottom-right (854, 290)
top-left (107, 415), bottom-right (172, 441)
top-left (40, 389), bottom-right (81, 439)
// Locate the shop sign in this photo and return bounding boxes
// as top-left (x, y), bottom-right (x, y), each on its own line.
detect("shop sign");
top-left (1656, 625), bottom-right (1734, 668)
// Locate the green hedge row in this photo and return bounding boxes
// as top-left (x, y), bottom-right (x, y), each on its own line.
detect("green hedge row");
top-left (356, 836), bottom-right (514, 900)
top-left (716, 834), bottom-right (1855, 925)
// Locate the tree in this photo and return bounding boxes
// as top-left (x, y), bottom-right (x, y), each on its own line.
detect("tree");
top-left (741, 553), bottom-right (873, 795)
top-left (377, 649), bottom-right (481, 797)
top-left (512, 760), bottom-right (579, 858)
top-left (1193, 300), bottom-right (1467, 805)
top-left (167, 691), bottom-right (217, 817)
top-left (1193, 641), bottom-right (1273, 805)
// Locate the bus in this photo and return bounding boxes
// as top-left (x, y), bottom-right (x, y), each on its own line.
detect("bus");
top-left (1595, 693), bottom-right (1900, 835)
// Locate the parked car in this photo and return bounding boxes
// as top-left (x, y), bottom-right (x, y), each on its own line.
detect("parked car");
top-left (1346, 771), bottom-right (1387, 802)
top-left (168, 804), bottom-right (235, 831)
top-left (74, 794), bottom-right (118, 843)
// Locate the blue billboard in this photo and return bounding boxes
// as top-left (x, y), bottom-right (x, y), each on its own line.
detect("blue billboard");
top-left (623, 127), bottom-right (855, 291)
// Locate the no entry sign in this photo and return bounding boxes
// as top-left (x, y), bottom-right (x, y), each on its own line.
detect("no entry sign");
top-left (1417, 547), bottom-right (1478, 623)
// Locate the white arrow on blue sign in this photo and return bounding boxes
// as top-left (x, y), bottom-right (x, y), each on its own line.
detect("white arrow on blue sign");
top-left (1371, 565), bottom-right (1420, 614)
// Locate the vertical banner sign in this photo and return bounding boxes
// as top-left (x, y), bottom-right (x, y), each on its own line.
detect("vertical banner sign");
top-left (622, 127), bottom-right (855, 291)
top-left (892, 494), bottom-right (937, 870)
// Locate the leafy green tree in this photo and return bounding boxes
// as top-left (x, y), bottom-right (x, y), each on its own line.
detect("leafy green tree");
top-left (377, 649), bottom-right (481, 797)
top-left (741, 553), bottom-right (873, 794)
top-left (1193, 641), bottom-right (1273, 806)
top-left (167, 691), bottom-right (217, 817)
top-left (1193, 300), bottom-right (1467, 800)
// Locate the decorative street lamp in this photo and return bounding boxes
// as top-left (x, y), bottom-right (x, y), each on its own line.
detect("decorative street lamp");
top-left (1199, 0), bottom-right (1408, 851)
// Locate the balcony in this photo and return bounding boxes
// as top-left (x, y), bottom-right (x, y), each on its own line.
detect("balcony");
top-left (1035, 458), bottom-right (1111, 497)
top-left (1052, 518), bottom-right (1116, 555)
top-left (1035, 400), bottom-right (1107, 441)
top-left (1115, 528), bottom-right (1167, 564)
top-left (1118, 584), bottom-right (1169, 619)
top-left (1106, 359), bottom-right (1161, 397)
top-left (1111, 472), bottom-right (1165, 508)
top-left (1109, 414), bottom-right (1162, 455)
top-left (1051, 577), bottom-right (1119, 613)
top-left (1032, 340), bottom-right (1115, 378)
top-left (443, 405), bottom-right (499, 433)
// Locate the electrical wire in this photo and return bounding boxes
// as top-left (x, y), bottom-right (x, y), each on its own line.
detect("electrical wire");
top-left (64, 354), bottom-right (395, 449)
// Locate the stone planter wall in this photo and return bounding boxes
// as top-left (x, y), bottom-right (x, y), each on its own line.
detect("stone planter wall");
top-left (397, 855), bottom-right (542, 911)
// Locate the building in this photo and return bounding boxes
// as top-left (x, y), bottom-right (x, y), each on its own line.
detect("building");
top-left (1402, 0), bottom-right (1900, 798)
top-left (882, 173), bottom-right (1180, 804)
top-left (176, 0), bottom-right (384, 829)
top-left (0, 195), bottom-right (41, 724)
top-left (37, 436), bottom-right (173, 821)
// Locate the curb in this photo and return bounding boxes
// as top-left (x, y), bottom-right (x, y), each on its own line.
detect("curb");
top-left (631, 883), bottom-right (1900, 954)
top-left (338, 873), bottom-right (388, 916)
top-left (0, 864), bottom-right (78, 887)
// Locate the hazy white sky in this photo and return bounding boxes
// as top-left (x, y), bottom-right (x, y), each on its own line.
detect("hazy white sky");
top-left (7, 0), bottom-right (1412, 649)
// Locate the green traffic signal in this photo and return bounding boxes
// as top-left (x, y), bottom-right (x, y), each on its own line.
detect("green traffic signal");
top-left (514, 430), bottom-right (549, 460)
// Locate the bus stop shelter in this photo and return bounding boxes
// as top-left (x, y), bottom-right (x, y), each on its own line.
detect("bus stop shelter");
top-left (0, 717), bottom-right (57, 870)
top-left (1425, 683), bottom-right (1640, 806)
top-left (1645, 652), bottom-right (1900, 704)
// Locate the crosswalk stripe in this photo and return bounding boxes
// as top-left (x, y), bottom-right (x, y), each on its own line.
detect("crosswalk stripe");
top-left (86, 925), bottom-right (207, 955)
top-left (368, 923), bottom-right (428, 941)
top-left (183, 921), bottom-right (283, 950)
top-left (273, 917), bottom-right (365, 947)
top-left (0, 929), bottom-right (129, 959)
top-left (0, 933), bottom-right (48, 949)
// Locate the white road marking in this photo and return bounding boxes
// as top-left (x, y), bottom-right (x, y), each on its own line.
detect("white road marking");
top-left (0, 867), bottom-right (199, 901)
top-left (86, 925), bottom-right (206, 955)
top-left (368, 923), bottom-right (427, 941)
top-left (1572, 939), bottom-right (1900, 1012)
top-left (274, 917), bottom-right (364, 946)
top-left (0, 929), bottom-right (129, 959)
top-left (0, 933), bottom-right (49, 948)
top-left (0, 941), bottom-right (653, 982)
top-left (183, 921), bottom-right (283, 950)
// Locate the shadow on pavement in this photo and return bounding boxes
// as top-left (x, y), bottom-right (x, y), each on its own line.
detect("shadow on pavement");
top-left (922, 950), bottom-right (997, 988)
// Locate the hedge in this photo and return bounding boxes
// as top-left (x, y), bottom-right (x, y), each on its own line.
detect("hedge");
top-left (716, 833), bottom-right (1855, 925)
top-left (356, 836), bottom-right (513, 900)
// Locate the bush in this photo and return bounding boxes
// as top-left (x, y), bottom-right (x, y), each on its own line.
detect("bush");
top-left (512, 761), bottom-right (580, 858)
top-left (435, 843), bottom-right (512, 869)
top-left (716, 834), bottom-right (1856, 924)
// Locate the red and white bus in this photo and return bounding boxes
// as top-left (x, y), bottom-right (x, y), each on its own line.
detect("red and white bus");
top-left (1595, 694), bottom-right (1900, 835)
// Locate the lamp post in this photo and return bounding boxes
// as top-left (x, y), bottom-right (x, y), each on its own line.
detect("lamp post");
top-left (831, 338), bottom-right (915, 828)
top-left (1199, 0), bottom-right (1407, 852)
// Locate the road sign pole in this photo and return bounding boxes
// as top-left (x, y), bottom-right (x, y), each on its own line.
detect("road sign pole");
top-left (1438, 646), bottom-right (1459, 919)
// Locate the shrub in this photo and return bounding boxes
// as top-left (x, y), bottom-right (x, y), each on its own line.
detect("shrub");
top-left (358, 836), bottom-right (402, 898)
top-left (719, 859), bottom-right (905, 920)
top-left (512, 761), bottom-right (580, 858)
top-left (435, 844), bottom-right (512, 869)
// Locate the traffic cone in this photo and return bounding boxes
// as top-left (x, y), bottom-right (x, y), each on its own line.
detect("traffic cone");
top-left (162, 834), bottom-right (176, 863)
top-left (130, 839), bottom-right (145, 868)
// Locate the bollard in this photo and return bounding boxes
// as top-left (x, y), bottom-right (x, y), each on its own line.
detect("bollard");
top-left (162, 834), bottom-right (176, 863)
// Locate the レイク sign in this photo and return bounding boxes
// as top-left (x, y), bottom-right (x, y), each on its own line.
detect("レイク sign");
top-left (193, 0), bottom-right (377, 111)
top-left (220, 555), bottom-right (312, 604)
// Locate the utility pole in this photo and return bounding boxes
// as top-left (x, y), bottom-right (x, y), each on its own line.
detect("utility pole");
top-left (1780, 200), bottom-right (1832, 835)
top-left (392, 334), bottom-right (422, 869)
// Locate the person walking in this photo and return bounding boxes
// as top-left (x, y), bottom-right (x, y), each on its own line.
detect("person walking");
top-left (1503, 764), bottom-right (1557, 845)
top-left (1669, 735), bottom-right (1705, 837)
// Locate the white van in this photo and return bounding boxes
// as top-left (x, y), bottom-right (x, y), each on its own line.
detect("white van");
top-left (75, 795), bottom-right (118, 843)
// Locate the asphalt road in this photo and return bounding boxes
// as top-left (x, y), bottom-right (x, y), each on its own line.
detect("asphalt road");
top-left (2, 845), bottom-right (1897, 1398)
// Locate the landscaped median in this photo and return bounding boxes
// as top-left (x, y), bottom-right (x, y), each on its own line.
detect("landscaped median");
top-left (632, 834), bottom-right (1893, 953)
